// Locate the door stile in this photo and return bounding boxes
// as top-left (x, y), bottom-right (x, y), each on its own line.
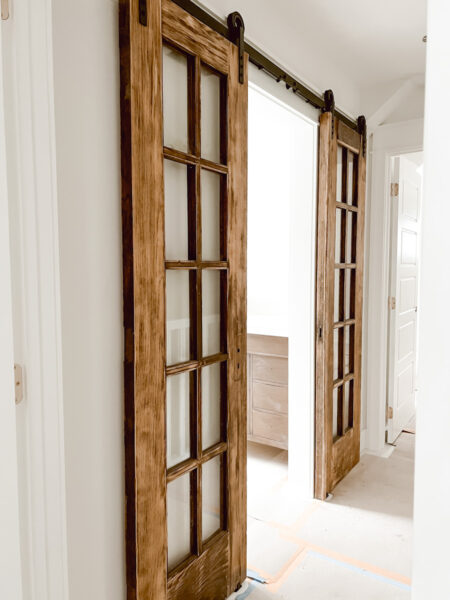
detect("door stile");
top-left (227, 43), bottom-right (248, 593)
top-left (315, 111), bottom-right (334, 501)
top-left (353, 134), bottom-right (366, 466)
top-left (120, 0), bottom-right (167, 599)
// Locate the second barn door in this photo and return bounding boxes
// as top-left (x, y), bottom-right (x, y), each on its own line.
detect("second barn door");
top-left (120, 1), bottom-right (248, 598)
top-left (315, 104), bottom-right (367, 500)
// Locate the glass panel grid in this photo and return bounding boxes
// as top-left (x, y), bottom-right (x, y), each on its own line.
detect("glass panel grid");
top-left (164, 53), bottom-right (228, 567)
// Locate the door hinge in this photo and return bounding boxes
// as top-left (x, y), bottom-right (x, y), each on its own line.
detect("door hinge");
top-left (387, 406), bottom-right (393, 420)
top-left (318, 325), bottom-right (323, 339)
top-left (14, 364), bottom-right (24, 405)
top-left (1, 0), bottom-right (9, 20)
top-left (227, 12), bottom-right (245, 84)
top-left (389, 296), bottom-right (396, 310)
top-left (138, 0), bottom-right (147, 26)
top-left (391, 183), bottom-right (399, 198)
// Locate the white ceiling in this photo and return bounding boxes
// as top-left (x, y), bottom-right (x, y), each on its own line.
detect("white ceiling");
top-left (199, 0), bottom-right (427, 116)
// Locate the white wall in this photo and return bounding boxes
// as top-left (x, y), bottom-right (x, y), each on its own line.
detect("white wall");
top-left (51, 0), bottom-right (125, 598)
top-left (412, 1), bottom-right (450, 597)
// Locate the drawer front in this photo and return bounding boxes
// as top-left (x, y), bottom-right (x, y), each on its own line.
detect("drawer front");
top-left (252, 355), bottom-right (288, 385)
top-left (253, 382), bottom-right (288, 414)
top-left (252, 410), bottom-right (288, 445)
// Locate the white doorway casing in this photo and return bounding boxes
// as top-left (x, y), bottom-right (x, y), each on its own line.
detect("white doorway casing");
top-left (387, 155), bottom-right (422, 443)
top-left (247, 77), bottom-right (317, 498)
top-left (363, 119), bottom-right (423, 455)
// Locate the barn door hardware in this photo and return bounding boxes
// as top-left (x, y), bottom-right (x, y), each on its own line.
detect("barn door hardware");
top-left (227, 12), bottom-right (245, 84)
top-left (138, 0), bottom-right (147, 26)
top-left (357, 115), bottom-right (367, 157)
top-left (323, 89), bottom-right (335, 136)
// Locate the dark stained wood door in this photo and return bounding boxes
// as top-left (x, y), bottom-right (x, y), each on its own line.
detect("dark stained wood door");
top-left (315, 108), bottom-right (367, 500)
top-left (120, 1), bottom-right (248, 598)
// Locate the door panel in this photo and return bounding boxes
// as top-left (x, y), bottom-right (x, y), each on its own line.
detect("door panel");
top-left (120, 1), bottom-right (247, 598)
top-left (387, 156), bottom-right (421, 443)
top-left (315, 110), bottom-right (366, 500)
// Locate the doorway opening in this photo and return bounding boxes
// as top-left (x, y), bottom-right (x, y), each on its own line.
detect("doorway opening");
top-left (245, 79), bottom-right (317, 585)
top-left (386, 151), bottom-right (423, 444)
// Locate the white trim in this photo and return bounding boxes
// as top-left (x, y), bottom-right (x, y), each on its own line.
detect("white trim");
top-left (3, 1), bottom-right (69, 598)
top-left (364, 119), bottom-right (423, 454)
top-left (0, 17), bottom-right (23, 598)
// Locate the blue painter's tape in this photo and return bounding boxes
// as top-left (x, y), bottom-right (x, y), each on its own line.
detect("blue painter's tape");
top-left (247, 569), bottom-right (267, 584)
top-left (236, 582), bottom-right (255, 599)
top-left (307, 551), bottom-right (411, 591)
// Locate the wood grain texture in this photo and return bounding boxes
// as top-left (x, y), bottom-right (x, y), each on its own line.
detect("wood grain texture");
top-left (337, 120), bottom-right (360, 154)
top-left (226, 44), bottom-right (248, 595)
top-left (252, 355), bottom-right (288, 386)
top-left (168, 532), bottom-right (229, 600)
top-left (252, 411), bottom-right (288, 447)
top-left (162, 0), bottom-right (230, 74)
top-left (252, 382), bottom-right (288, 415)
top-left (247, 333), bottom-right (288, 357)
top-left (315, 112), bottom-right (333, 501)
top-left (314, 113), bottom-right (366, 499)
top-left (124, 0), bottom-right (168, 598)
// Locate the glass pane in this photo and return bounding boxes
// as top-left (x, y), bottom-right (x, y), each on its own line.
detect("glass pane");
top-left (164, 159), bottom-right (189, 260)
top-left (335, 209), bottom-right (345, 263)
top-left (167, 372), bottom-right (191, 468)
top-left (166, 271), bottom-right (190, 365)
top-left (344, 269), bottom-right (351, 320)
top-left (202, 456), bottom-right (221, 540)
top-left (202, 270), bottom-right (221, 357)
top-left (167, 473), bottom-right (191, 570)
top-left (346, 212), bottom-right (356, 264)
top-left (333, 329), bottom-right (339, 381)
top-left (333, 388), bottom-right (338, 441)
top-left (201, 66), bottom-right (221, 163)
top-left (336, 145), bottom-right (342, 203)
top-left (201, 170), bottom-right (221, 261)
top-left (202, 363), bottom-right (221, 450)
top-left (344, 326), bottom-right (350, 376)
top-left (347, 153), bottom-right (354, 205)
top-left (163, 45), bottom-right (188, 152)
top-left (334, 269), bottom-right (343, 323)
top-left (343, 382), bottom-right (350, 433)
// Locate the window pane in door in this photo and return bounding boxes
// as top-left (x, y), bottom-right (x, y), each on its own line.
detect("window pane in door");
top-left (202, 270), bottom-right (221, 357)
top-left (201, 363), bottom-right (221, 450)
top-left (167, 473), bottom-right (191, 570)
top-left (166, 270), bottom-right (191, 365)
top-left (201, 169), bottom-right (222, 261)
top-left (201, 66), bottom-right (222, 163)
top-left (163, 45), bottom-right (189, 152)
top-left (167, 372), bottom-right (191, 468)
top-left (202, 456), bottom-right (221, 540)
top-left (164, 159), bottom-right (189, 260)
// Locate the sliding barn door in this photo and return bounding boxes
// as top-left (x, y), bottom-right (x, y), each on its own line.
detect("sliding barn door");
top-left (315, 108), bottom-right (366, 500)
top-left (120, 1), bottom-right (247, 598)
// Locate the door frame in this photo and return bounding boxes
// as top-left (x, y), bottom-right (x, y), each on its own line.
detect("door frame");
top-left (386, 154), bottom-right (422, 443)
top-left (364, 119), bottom-right (423, 454)
top-left (1, 2), bottom-right (69, 599)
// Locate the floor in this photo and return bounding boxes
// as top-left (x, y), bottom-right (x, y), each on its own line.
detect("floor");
top-left (232, 434), bottom-right (415, 599)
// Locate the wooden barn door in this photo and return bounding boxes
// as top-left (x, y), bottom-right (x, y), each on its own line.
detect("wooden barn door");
top-left (315, 102), bottom-right (366, 500)
top-left (120, 1), bottom-right (247, 598)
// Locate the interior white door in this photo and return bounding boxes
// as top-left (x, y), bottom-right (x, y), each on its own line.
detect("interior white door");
top-left (387, 155), bottom-right (422, 443)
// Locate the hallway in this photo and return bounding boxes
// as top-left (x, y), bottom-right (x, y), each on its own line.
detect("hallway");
top-left (234, 432), bottom-right (415, 599)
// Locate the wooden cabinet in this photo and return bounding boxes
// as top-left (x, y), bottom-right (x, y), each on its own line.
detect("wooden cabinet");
top-left (247, 334), bottom-right (288, 450)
